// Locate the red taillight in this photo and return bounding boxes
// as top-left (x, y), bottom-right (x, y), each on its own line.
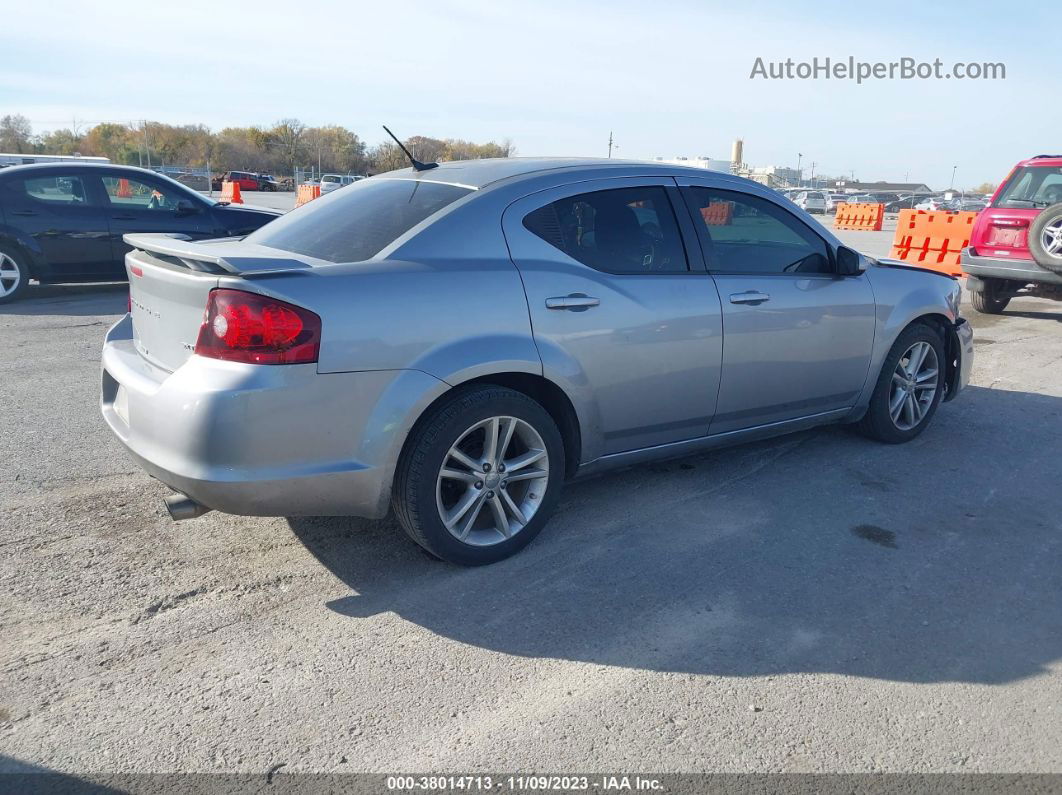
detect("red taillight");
top-left (194, 289), bottom-right (321, 365)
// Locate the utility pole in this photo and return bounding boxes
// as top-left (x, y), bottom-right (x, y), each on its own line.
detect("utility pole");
top-left (607, 132), bottom-right (614, 158)
top-left (950, 165), bottom-right (957, 190)
top-left (810, 161), bottom-right (817, 188)
top-left (797, 153), bottom-right (802, 187)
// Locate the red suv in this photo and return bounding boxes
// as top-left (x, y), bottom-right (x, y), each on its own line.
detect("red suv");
top-left (963, 155), bottom-right (1062, 313)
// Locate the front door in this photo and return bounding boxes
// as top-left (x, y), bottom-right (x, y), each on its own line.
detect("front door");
top-left (503, 177), bottom-right (723, 459)
top-left (100, 174), bottom-right (216, 267)
top-left (679, 183), bottom-right (876, 435)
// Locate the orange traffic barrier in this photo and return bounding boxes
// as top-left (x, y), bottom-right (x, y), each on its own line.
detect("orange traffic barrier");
top-left (296, 184), bottom-right (321, 208)
top-left (700, 202), bottom-right (733, 226)
top-left (115, 178), bottom-right (133, 199)
top-left (888, 210), bottom-right (978, 276)
top-left (220, 180), bottom-right (243, 204)
top-left (834, 202), bottom-right (884, 231)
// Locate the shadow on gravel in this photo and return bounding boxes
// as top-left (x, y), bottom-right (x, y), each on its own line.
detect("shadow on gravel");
top-left (0, 754), bottom-right (123, 793)
top-left (0, 283), bottom-right (127, 317)
top-left (290, 385), bottom-right (1062, 685)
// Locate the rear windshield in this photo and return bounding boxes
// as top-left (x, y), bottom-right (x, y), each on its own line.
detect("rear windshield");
top-left (247, 178), bottom-right (472, 263)
top-left (994, 166), bottom-right (1062, 208)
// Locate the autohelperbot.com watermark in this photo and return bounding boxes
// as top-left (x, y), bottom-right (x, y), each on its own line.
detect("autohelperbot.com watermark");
top-left (750, 56), bottom-right (1006, 83)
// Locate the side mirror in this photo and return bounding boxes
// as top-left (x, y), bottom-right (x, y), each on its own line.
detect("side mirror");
top-left (174, 199), bottom-right (198, 215)
top-left (836, 245), bottom-right (864, 276)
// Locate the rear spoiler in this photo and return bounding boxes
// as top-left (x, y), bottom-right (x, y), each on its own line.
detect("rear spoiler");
top-left (124, 233), bottom-right (312, 278)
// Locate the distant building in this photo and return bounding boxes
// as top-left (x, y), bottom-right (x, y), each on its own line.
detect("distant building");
top-left (0, 152), bottom-right (110, 168)
top-left (653, 156), bottom-right (733, 173)
top-left (829, 179), bottom-right (933, 194)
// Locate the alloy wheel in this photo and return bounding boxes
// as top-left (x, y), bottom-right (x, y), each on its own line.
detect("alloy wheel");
top-left (0, 252), bottom-right (21, 298)
top-left (889, 341), bottom-right (939, 431)
top-left (436, 416), bottom-right (549, 546)
top-left (1041, 219), bottom-right (1062, 260)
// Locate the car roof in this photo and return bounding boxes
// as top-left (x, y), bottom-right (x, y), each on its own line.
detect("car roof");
top-left (0, 162), bottom-right (171, 178)
top-left (375, 156), bottom-right (759, 191)
top-left (1016, 155), bottom-right (1062, 168)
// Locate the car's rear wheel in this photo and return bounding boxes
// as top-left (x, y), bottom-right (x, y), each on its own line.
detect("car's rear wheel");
top-left (857, 323), bottom-right (945, 444)
top-left (1029, 202), bottom-right (1062, 273)
top-left (0, 246), bottom-right (29, 304)
top-left (970, 277), bottom-right (1011, 314)
top-left (392, 385), bottom-right (565, 565)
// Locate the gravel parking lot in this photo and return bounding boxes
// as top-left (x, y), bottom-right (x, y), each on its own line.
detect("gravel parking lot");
top-left (2, 225), bottom-right (1060, 776)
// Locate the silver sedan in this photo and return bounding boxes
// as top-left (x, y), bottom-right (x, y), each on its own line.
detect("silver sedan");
top-left (101, 158), bottom-right (973, 565)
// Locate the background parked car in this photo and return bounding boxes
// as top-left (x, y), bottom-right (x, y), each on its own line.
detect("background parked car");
top-left (211, 171), bottom-right (261, 192)
top-left (320, 174), bottom-right (365, 194)
top-left (884, 195), bottom-right (924, 213)
top-left (792, 190), bottom-right (827, 214)
top-left (0, 163), bottom-right (280, 303)
top-left (256, 174), bottom-right (280, 192)
top-left (963, 154), bottom-right (1062, 313)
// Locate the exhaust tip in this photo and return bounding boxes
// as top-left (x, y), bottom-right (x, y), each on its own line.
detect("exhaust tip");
top-left (164, 493), bottom-right (212, 521)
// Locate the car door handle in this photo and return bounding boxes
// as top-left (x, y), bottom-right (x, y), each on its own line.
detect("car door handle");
top-left (112, 215), bottom-right (137, 221)
top-left (729, 291), bottom-right (770, 305)
top-left (545, 294), bottom-right (600, 311)
top-left (10, 210), bottom-right (36, 217)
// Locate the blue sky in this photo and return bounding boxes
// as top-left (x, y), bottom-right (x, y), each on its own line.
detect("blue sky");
top-left (1, 0), bottom-right (1055, 189)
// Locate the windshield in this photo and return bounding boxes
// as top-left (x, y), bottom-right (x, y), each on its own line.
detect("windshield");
top-left (246, 177), bottom-right (473, 263)
top-left (322, 175), bottom-right (341, 183)
top-left (994, 166), bottom-right (1062, 208)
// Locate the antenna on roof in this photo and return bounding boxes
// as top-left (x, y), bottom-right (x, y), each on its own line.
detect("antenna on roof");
top-left (382, 125), bottom-right (438, 171)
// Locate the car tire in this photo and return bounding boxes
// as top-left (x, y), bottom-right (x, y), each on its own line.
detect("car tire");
top-left (857, 322), bottom-right (946, 444)
top-left (1028, 202), bottom-right (1062, 273)
top-left (0, 245), bottom-right (29, 304)
top-left (392, 385), bottom-right (566, 566)
top-left (970, 278), bottom-right (1011, 314)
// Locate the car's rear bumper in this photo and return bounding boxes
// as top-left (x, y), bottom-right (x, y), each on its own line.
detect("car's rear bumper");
top-left (961, 250), bottom-right (1062, 286)
top-left (100, 315), bottom-right (444, 519)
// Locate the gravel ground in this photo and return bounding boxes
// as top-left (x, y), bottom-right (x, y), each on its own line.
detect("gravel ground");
top-left (1, 237), bottom-right (1060, 776)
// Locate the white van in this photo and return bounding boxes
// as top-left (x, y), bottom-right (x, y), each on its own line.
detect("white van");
top-left (320, 174), bottom-right (365, 194)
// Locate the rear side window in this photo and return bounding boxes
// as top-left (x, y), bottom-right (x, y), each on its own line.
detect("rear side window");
top-left (247, 178), bottom-right (472, 263)
top-left (20, 175), bottom-right (91, 205)
top-left (523, 186), bottom-right (688, 273)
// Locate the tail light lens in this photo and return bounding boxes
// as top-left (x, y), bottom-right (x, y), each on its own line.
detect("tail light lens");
top-left (194, 288), bottom-right (321, 365)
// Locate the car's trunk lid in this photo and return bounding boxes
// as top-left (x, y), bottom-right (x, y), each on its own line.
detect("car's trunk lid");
top-left (125, 233), bottom-right (314, 372)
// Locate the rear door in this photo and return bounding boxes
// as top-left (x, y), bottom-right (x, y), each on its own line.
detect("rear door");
top-left (504, 177), bottom-right (723, 457)
top-left (679, 181), bottom-right (876, 435)
top-left (0, 170), bottom-right (113, 279)
top-left (101, 173), bottom-right (217, 265)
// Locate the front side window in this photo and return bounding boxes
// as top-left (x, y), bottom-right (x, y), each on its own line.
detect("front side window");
top-left (522, 186), bottom-right (687, 274)
top-left (685, 187), bottom-right (832, 274)
top-left (21, 175), bottom-right (90, 205)
top-left (102, 176), bottom-right (180, 210)
top-left (247, 177), bottom-right (472, 263)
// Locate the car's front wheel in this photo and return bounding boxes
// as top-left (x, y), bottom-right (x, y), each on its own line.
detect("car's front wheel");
top-left (0, 245), bottom-right (29, 304)
top-left (857, 323), bottom-right (945, 444)
top-left (392, 385), bottom-right (565, 565)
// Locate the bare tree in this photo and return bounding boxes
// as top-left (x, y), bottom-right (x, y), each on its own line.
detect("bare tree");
top-left (0, 114), bottom-right (33, 153)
